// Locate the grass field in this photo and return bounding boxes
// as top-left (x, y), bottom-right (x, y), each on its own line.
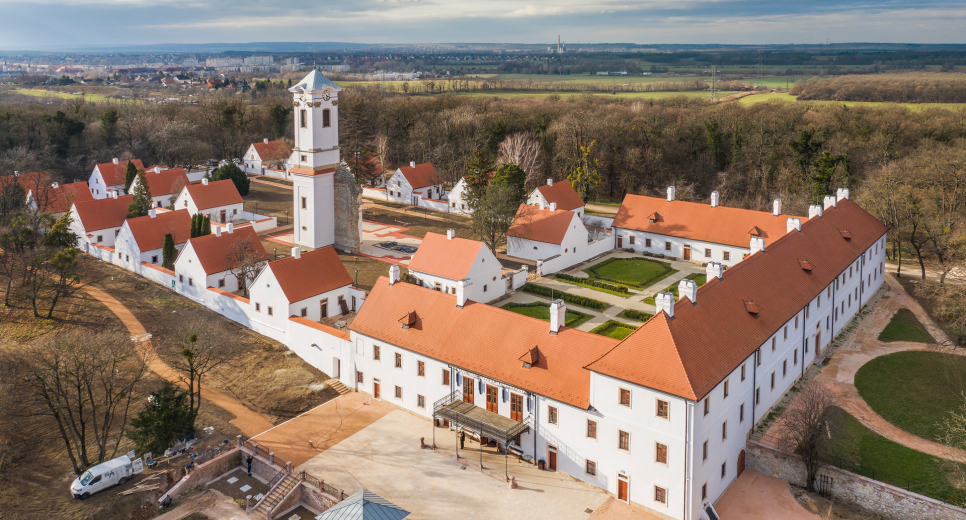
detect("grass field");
top-left (590, 320), bottom-right (638, 340)
top-left (643, 273), bottom-right (707, 305)
top-left (739, 91), bottom-right (966, 112)
top-left (501, 301), bottom-right (593, 329)
top-left (10, 88), bottom-right (139, 104)
top-left (878, 308), bottom-right (936, 343)
top-left (853, 350), bottom-right (964, 443)
top-left (825, 406), bottom-right (964, 504)
top-left (586, 258), bottom-right (677, 289)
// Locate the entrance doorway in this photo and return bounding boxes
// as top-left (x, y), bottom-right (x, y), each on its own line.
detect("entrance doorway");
top-left (547, 446), bottom-right (557, 471)
top-left (333, 358), bottom-right (340, 379)
top-left (814, 330), bottom-right (822, 362)
top-left (220, 209), bottom-right (226, 223)
top-left (737, 449), bottom-right (746, 477)
top-left (683, 246), bottom-right (691, 261)
top-left (617, 475), bottom-right (629, 502)
top-left (617, 236), bottom-right (623, 248)
top-left (486, 385), bottom-right (498, 413)
top-left (462, 376), bottom-right (475, 405)
top-left (373, 379), bottom-right (381, 399)
top-left (510, 393), bottom-right (523, 422)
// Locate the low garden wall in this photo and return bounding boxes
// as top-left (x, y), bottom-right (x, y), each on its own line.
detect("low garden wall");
top-left (161, 446), bottom-right (243, 504)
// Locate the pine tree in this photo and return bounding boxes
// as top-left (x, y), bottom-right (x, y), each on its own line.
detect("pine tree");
top-left (127, 381), bottom-right (194, 455)
top-left (123, 161), bottom-right (138, 193)
top-left (127, 169), bottom-right (153, 218)
top-left (190, 214), bottom-right (201, 238)
top-left (201, 215), bottom-right (211, 236)
top-left (162, 233), bottom-right (176, 269)
top-left (491, 163), bottom-right (527, 203)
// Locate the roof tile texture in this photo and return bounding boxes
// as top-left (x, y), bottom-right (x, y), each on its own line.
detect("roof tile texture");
top-left (406, 232), bottom-right (485, 280)
top-left (38, 182), bottom-right (93, 214)
top-left (73, 195), bottom-right (134, 232)
top-left (126, 209), bottom-right (192, 251)
top-left (184, 179), bottom-right (243, 210)
top-left (397, 163), bottom-right (440, 190)
top-left (268, 246), bottom-right (352, 303)
top-left (95, 159), bottom-right (144, 186)
top-left (507, 205), bottom-right (581, 245)
top-left (534, 181), bottom-right (585, 211)
top-left (141, 168), bottom-right (190, 197)
top-left (186, 227), bottom-right (268, 275)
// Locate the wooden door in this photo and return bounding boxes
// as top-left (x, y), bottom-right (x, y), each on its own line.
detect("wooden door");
top-left (510, 393), bottom-right (523, 422)
top-left (333, 358), bottom-right (340, 379)
top-left (683, 247), bottom-right (691, 260)
top-left (486, 385), bottom-right (498, 413)
top-left (547, 448), bottom-right (557, 471)
top-left (373, 380), bottom-right (380, 399)
top-left (617, 478), bottom-right (628, 501)
top-left (617, 236), bottom-right (623, 248)
top-left (321, 300), bottom-right (328, 319)
top-left (220, 209), bottom-right (226, 223)
top-left (814, 330), bottom-right (822, 360)
top-left (462, 377), bottom-right (474, 405)
top-left (737, 449), bottom-right (746, 477)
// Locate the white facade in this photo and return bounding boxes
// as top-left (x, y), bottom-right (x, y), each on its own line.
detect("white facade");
top-left (247, 266), bottom-right (354, 330)
top-left (173, 182), bottom-right (244, 224)
top-left (613, 228), bottom-right (751, 267)
top-left (243, 140), bottom-right (293, 175)
top-left (69, 206), bottom-right (123, 250)
top-left (128, 174), bottom-right (180, 209)
top-left (507, 211), bottom-right (588, 262)
top-left (87, 167), bottom-right (122, 199)
top-left (113, 220), bottom-right (186, 274)
top-left (527, 181), bottom-right (585, 218)
top-left (447, 178), bottom-right (473, 215)
top-left (408, 245), bottom-right (505, 304)
top-left (386, 167), bottom-right (444, 206)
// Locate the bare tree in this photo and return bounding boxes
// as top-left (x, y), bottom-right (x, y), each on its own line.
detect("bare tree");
top-left (471, 183), bottom-right (520, 254)
top-left (226, 235), bottom-right (267, 297)
top-left (159, 315), bottom-right (241, 418)
top-left (497, 132), bottom-right (545, 191)
top-left (941, 395), bottom-right (966, 506)
top-left (374, 133), bottom-right (389, 179)
top-left (777, 381), bottom-right (834, 491)
top-left (582, 216), bottom-right (607, 241)
top-left (3, 330), bottom-right (148, 474)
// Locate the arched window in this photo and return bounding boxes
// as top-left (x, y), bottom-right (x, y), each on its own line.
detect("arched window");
top-left (322, 108), bottom-right (331, 128)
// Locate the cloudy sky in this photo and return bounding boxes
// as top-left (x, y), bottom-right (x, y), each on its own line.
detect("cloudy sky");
top-left (2, 0), bottom-right (965, 51)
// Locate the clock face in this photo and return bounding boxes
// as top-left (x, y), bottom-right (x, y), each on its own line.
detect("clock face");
top-left (322, 91), bottom-right (331, 101)
top-left (299, 91), bottom-right (306, 101)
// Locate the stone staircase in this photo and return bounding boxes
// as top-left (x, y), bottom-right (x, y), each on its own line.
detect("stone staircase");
top-left (251, 473), bottom-right (299, 517)
top-left (325, 378), bottom-right (351, 396)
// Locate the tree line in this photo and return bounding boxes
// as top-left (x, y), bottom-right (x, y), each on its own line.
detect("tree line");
top-left (792, 73), bottom-right (966, 103)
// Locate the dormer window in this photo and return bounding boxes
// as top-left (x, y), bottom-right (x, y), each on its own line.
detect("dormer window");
top-left (743, 300), bottom-right (761, 316)
top-left (748, 226), bottom-right (763, 237)
top-left (519, 346), bottom-right (540, 369)
top-left (839, 229), bottom-right (853, 240)
top-left (799, 259), bottom-right (815, 272)
top-left (648, 212), bottom-right (659, 223)
top-left (398, 311), bottom-right (418, 330)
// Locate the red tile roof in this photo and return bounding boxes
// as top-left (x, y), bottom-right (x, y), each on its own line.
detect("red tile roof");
top-left (507, 205), bottom-right (582, 245)
top-left (351, 278), bottom-right (620, 408)
top-left (125, 209), bottom-right (192, 251)
top-left (251, 140), bottom-right (291, 160)
top-left (184, 180), bottom-right (243, 210)
top-left (72, 195), bottom-right (134, 232)
top-left (533, 181), bottom-right (585, 211)
top-left (94, 159), bottom-right (144, 186)
top-left (586, 199), bottom-right (888, 401)
top-left (612, 194), bottom-right (800, 248)
top-left (0, 171), bottom-right (49, 193)
top-left (141, 168), bottom-right (189, 197)
top-left (406, 232), bottom-right (485, 280)
top-left (397, 163), bottom-right (440, 189)
top-left (186, 227), bottom-right (268, 275)
top-left (36, 182), bottom-right (93, 214)
top-left (268, 246), bottom-right (352, 303)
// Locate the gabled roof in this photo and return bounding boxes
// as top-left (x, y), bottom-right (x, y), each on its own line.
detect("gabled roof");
top-left (396, 163), bottom-right (439, 190)
top-left (507, 205), bottom-right (582, 245)
top-left (350, 277), bottom-right (620, 408)
top-left (94, 159), bottom-right (144, 186)
top-left (125, 209), bottom-right (192, 251)
top-left (251, 140), bottom-right (291, 160)
top-left (289, 70), bottom-right (342, 93)
top-left (140, 168), bottom-right (189, 197)
top-left (183, 180), bottom-right (243, 210)
top-left (185, 227), bottom-right (267, 275)
top-left (406, 232), bottom-right (486, 280)
top-left (0, 171), bottom-right (48, 193)
top-left (586, 199), bottom-right (887, 401)
top-left (34, 182), bottom-right (93, 214)
top-left (267, 246), bottom-right (352, 303)
top-left (533, 181), bottom-right (585, 211)
top-left (72, 195), bottom-right (134, 232)
top-left (612, 194), bottom-right (800, 249)
top-left (315, 489), bottom-right (409, 520)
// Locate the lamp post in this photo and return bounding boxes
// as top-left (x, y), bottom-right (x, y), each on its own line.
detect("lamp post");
top-left (274, 248), bottom-right (277, 261)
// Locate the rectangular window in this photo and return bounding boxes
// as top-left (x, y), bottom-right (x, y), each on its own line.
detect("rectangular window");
top-left (795, 316), bottom-right (799, 329)
top-left (723, 380), bottom-right (729, 399)
top-left (511, 393), bottom-right (523, 422)
top-left (721, 462), bottom-right (727, 479)
top-left (586, 460), bottom-right (597, 476)
top-left (656, 442), bottom-right (668, 464)
top-left (619, 388), bottom-right (631, 407)
top-left (783, 360), bottom-right (787, 377)
top-left (373, 345), bottom-right (381, 360)
top-left (619, 430), bottom-right (630, 451)
top-left (771, 372), bottom-right (775, 390)
top-left (300, 109), bottom-right (307, 128)
top-left (151, 255), bottom-right (158, 264)
top-left (96, 235), bottom-right (103, 243)
top-left (723, 251), bottom-right (730, 261)
top-left (702, 483), bottom-right (708, 500)
top-left (704, 398), bottom-right (710, 416)
top-left (417, 395), bottom-right (425, 408)
top-left (442, 369), bottom-right (449, 386)
top-left (722, 421), bottom-right (727, 441)
top-left (705, 248), bottom-right (711, 258)
top-left (300, 307), bottom-right (307, 317)
top-left (587, 419), bottom-right (597, 439)
top-left (395, 352), bottom-right (402, 369)
top-left (784, 326), bottom-right (788, 340)
top-left (756, 387), bottom-right (761, 405)
top-left (741, 364), bottom-right (746, 382)
top-left (794, 350), bottom-right (798, 366)
top-left (740, 403), bottom-right (745, 423)
top-left (703, 440), bottom-right (708, 461)
top-left (805, 305), bottom-right (810, 319)
top-left (657, 399), bottom-right (669, 419)
top-left (756, 349), bottom-right (761, 366)
top-left (395, 386), bottom-right (402, 399)
top-left (417, 360), bottom-right (425, 377)
top-left (483, 284), bottom-right (487, 292)
top-left (645, 238), bottom-right (651, 248)
top-left (548, 406), bottom-right (558, 425)
top-left (655, 486), bottom-right (667, 504)
top-left (665, 242), bottom-right (672, 252)
top-left (772, 337), bottom-right (776, 351)
top-left (255, 302), bottom-right (260, 312)
top-left (322, 108), bottom-right (331, 128)
top-left (219, 279), bottom-right (226, 288)
top-left (301, 196), bottom-right (307, 209)
top-left (629, 235), bottom-right (635, 245)
top-left (267, 306), bottom-right (272, 316)
top-left (356, 371), bottom-right (363, 383)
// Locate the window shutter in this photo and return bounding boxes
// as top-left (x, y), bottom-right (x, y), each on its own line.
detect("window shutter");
top-left (456, 372), bottom-right (462, 386)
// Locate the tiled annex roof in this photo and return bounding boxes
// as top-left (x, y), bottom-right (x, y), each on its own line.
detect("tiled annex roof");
top-left (612, 194), bottom-right (800, 248)
top-left (507, 205), bottom-right (581, 245)
top-left (586, 199), bottom-right (888, 401)
top-left (268, 246), bottom-right (352, 303)
top-left (140, 168), bottom-right (189, 197)
top-left (406, 232), bottom-right (486, 280)
top-left (183, 180), bottom-right (243, 210)
top-left (35, 182), bottom-right (93, 214)
top-left (533, 181), bottom-right (585, 211)
top-left (126, 209), bottom-right (192, 251)
top-left (73, 195), bottom-right (134, 232)
top-left (251, 140), bottom-right (291, 160)
top-left (186, 227), bottom-right (268, 275)
top-left (0, 171), bottom-right (48, 192)
top-left (351, 278), bottom-right (620, 408)
top-left (397, 163), bottom-right (440, 189)
top-left (94, 159), bottom-right (144, 186)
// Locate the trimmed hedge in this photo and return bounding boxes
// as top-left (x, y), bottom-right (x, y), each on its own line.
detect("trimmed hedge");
top-left (617, 309), bottom-right (654, 322)
top-left (585, 257), bottom-right (676, 289)
top-left (590, 320), bottom-right (638, 334)
top-left (501, 301), bottom-right (592, 327)
top-left (520, 283), bottom-right (609, 311)
top-left (555, 273), bottom-right (629, 294)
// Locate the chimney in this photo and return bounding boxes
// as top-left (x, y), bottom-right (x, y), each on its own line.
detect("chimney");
top-left (226, 222), bottom-right (234, 234)
top-left (446, 229), bottom-right (455, 240)
top-left (538, 200), bottom-right (546, 210)
top-left (678, 278), bottom-right (697, 304)
top-left (148, 209), bottom-right (157, 218)
top-left (113, 158), bottom-right (119, 164)
top-left (547, 178), bottom-right (554, 186)
top-left (410, 161), bottom-right (416, 168)
top-left (750, 236), bottom-right (765, 253)
top-left (823, 195), bottom-right (837, 210)
top-left (808, 204), bottom-right (823, 219)
top-left (706, 261), bottom-right (723, 280)
top-left (667, 186), bottom-right (676, 202)
top-left (202, 178), bottom-right (209, 186)
top-left (710, 191), bottom-right (719, 208)
top-left (263, 138), bottom-right (269, 144)
top-left (655, 291), bottom-right (674, 318)
top-left (549, 299), bottom-right (566, 334)
top-left (456, 280), bottom-right (472, 308)
top-left (837, 188), bottom-right (850, 201)
top-left (111, 191), bottom-right (118, 199)
top-left (388, 264), bottom-right (400, 285)
top-left (787, 217), bottom-right (801, 234)
top-left (773, 198), bottom-right (782, 216)
top-left (51, 182), bottom-right (59, 189)
top-left (292, 246), bottom-right (301, 259)
top-left (549, 202), bottom-right (557, 212)
top-left (214, 226), bottom-right (222, 237)
top-left (13, 171), bottom-right (19, 177)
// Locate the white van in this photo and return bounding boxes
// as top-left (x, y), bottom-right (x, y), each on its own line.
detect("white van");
top-left (70, 455), bottom-right (138, 499)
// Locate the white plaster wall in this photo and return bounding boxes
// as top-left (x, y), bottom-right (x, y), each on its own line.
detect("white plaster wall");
top-left (200, 203), bottom-right (245, 224)
top-left (507, 237), bottom-right (562, 261)
top-left (614, 228), bottom-right (751, 267)
top-left (287, 285), bottom-right (355, 322)
top-left (87, 169), bottom-right (120, 199)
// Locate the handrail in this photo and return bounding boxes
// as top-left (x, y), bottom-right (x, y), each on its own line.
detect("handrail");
top-left (433, 390), bottom-right (461, 414)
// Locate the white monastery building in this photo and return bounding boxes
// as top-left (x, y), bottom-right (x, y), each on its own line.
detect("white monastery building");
top-left (506, 203), bottom-right (589, 262)
top-left (243, 138), bottom-right (291, 175)
top-left (174, 226), bottom-right (268, 299)
top-left (88, 158), bottom-right (144, 199)
top-left (28, 181), bottom-right (93, 218)
top-left (70, 193), bottom-right (133, 250)
top-left (129, 167), bottom-right (190, 208)
top-left (527, 179), bottom-right (586, 218)
top-left (113, 208), bottom-right (191, 271)
top-left (446, 177), bottom-right (473, 215)
top-left (386, 162), bottom-right (444, 206)
top-left (406, 230), bottom-right (506, 303)
top-left (174, 178), bottom-right (244, 224)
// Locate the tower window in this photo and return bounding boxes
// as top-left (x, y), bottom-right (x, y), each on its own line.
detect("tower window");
top-left (300, 109), bottom-right (307, 128)
top-left (322, 108), bottom-right (331, 128)
top-left (301, 197), bottom-right (307, 209)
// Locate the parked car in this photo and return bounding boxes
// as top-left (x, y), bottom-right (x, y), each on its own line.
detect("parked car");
top-left (70, 455), bottom-right (139, 499)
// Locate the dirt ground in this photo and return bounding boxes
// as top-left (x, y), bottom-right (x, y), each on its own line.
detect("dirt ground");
top-left (242, 180), bottom-right (295, 224)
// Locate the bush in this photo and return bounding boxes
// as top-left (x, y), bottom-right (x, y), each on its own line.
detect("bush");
top-left (618, 309), bottom-right (653, 322)
top-left (555, 273), bottom-right (628, 293)
top-left (520, 283), bottom-right (609, 310)
top-left (212, 163), bottom-right (250, 196)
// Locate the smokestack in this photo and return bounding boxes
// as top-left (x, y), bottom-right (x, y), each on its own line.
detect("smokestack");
top-left (410, 161), bottom-right (415, 168)
top-left (678, 278), bottom-right (697, 304)
top-left (773, 199), bottom-right (782, 216)
top-left (549, 299), bottom-right (566, 334)
top-left (111, 191), bottom-right (118, 199)
top-left (808, 205), bottom-right (823, 220)
top-left (51, 182), bottom-right (59, 189)
top-left (547, 178), bottom-right (553, 186)
top-left (787, 217), bottom-right (801, 234)
top-left (667, 186), bottom-right (676, 202)
top-left (148, 209), bottom-right (157, 218)
top-left (655, 291), bottom-right (674, 318)
top-left (446, 229), bottom-right (455, 240)
top-left (226, 222), bottom-right (234, 234)
top-left (549, 202), bottom-right (557, 212)
top-left (292, 246), bottom-right (301, 259)
top-left (750, 236), bottom-right (765, 253)
top-left (113, 158), bottom-right (119, 164)
top-left (823, 195), bottom-right (837, 210)
top-left (263, 138), bottom-right (269, 144)
top-left (706, 261), bottom-right (723, 280)
top-left (389, 264), bottom-right (400, 285)
top-left (710, 191), bottom-right (719, 208)
top-left (538, 200), bottom-right (545, 210)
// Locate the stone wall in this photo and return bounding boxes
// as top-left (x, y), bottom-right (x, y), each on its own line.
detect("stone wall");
top-left (746, 439), bottom-right (966, 520)
top-left (161, 447), bottom-right (242, 503)
top-left (334, 162), bottom-right (362, 253)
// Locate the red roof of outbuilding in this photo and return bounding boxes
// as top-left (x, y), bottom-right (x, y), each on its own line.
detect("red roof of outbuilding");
top-left (612, 194), bottom-right (799, 249)
top-left (507, 205), bottom-right (582, 245)
top-left (0, 171), bottom-right (49, 193)
top-left (72, 195), bottom-right (134, 232)
top-left (406, 232), bottom-right (486, 280)
top-left (183, 180), bottom-right (243, 210)
top-left (351, 278), bottom-right (620, 408)
top-left (36, 182), bottom-right (93, 214)
top-left (94, 159), bottom-right (144, 186)
top-left (125, 209), bottom-right (192, 251)
top-left (533, 181), bottom-right (585, 211)
top-left (141, 168), bottom-right (189, 197)
top-left (251, 140), bottom-right (291, 160)
top-left (267, 246), bottom-right (352, 303)
top-left (185, 227), bottom-right (268, 275)
top-left (397, 163), bottom-right (440, 189)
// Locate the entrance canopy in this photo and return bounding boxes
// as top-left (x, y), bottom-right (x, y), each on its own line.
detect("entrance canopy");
top-left (435, 399), bottom-right (530, 445)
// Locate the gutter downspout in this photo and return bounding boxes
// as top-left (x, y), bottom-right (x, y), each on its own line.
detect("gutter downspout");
top-left (684, 400), bottom-right (693, 520)
top-left (751, 349), bottom-right (758, 432)
top-left (801, 307), bottom-right (806, 379)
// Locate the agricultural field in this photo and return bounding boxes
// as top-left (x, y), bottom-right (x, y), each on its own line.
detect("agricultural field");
top-left (739, 91), bottom-right (966, 112)
top-left (8, 88), bottom-right (140, 104)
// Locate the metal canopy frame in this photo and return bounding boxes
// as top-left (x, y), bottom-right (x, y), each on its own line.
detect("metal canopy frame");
top-left (432, 391), bottom-right (532, 476)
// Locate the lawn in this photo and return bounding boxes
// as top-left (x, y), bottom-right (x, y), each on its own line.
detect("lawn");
top-left (501, 302), bottom-right (593, 329)
top-left (878, 308), bottom-right (935, 343)
top-left (585, 258), bottom-right (677, 289)
top-left (854, 350), bottom-right (965, 443)
top-left (825, 406), bottom-right (965, 504)
top-left (643, 273), bottom-right (707, 305)
top-left (589, 320), bottom-right (638, 340)
top-left (553, 274), bottom-right (629, 297)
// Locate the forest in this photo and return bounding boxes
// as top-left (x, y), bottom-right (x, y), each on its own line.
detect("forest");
top-left (792, 73), bottom-right (966, 103)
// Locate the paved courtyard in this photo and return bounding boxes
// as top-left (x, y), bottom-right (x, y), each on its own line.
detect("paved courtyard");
top-left (715, 470), bottom-right (818, 520)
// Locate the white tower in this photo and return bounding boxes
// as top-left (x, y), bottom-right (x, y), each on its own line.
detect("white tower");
top-left (289, 70), bottom-right (343, 249)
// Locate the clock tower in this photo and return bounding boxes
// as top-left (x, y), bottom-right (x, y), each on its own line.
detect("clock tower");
top-left (289, 70), bottom-right (343, 249)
